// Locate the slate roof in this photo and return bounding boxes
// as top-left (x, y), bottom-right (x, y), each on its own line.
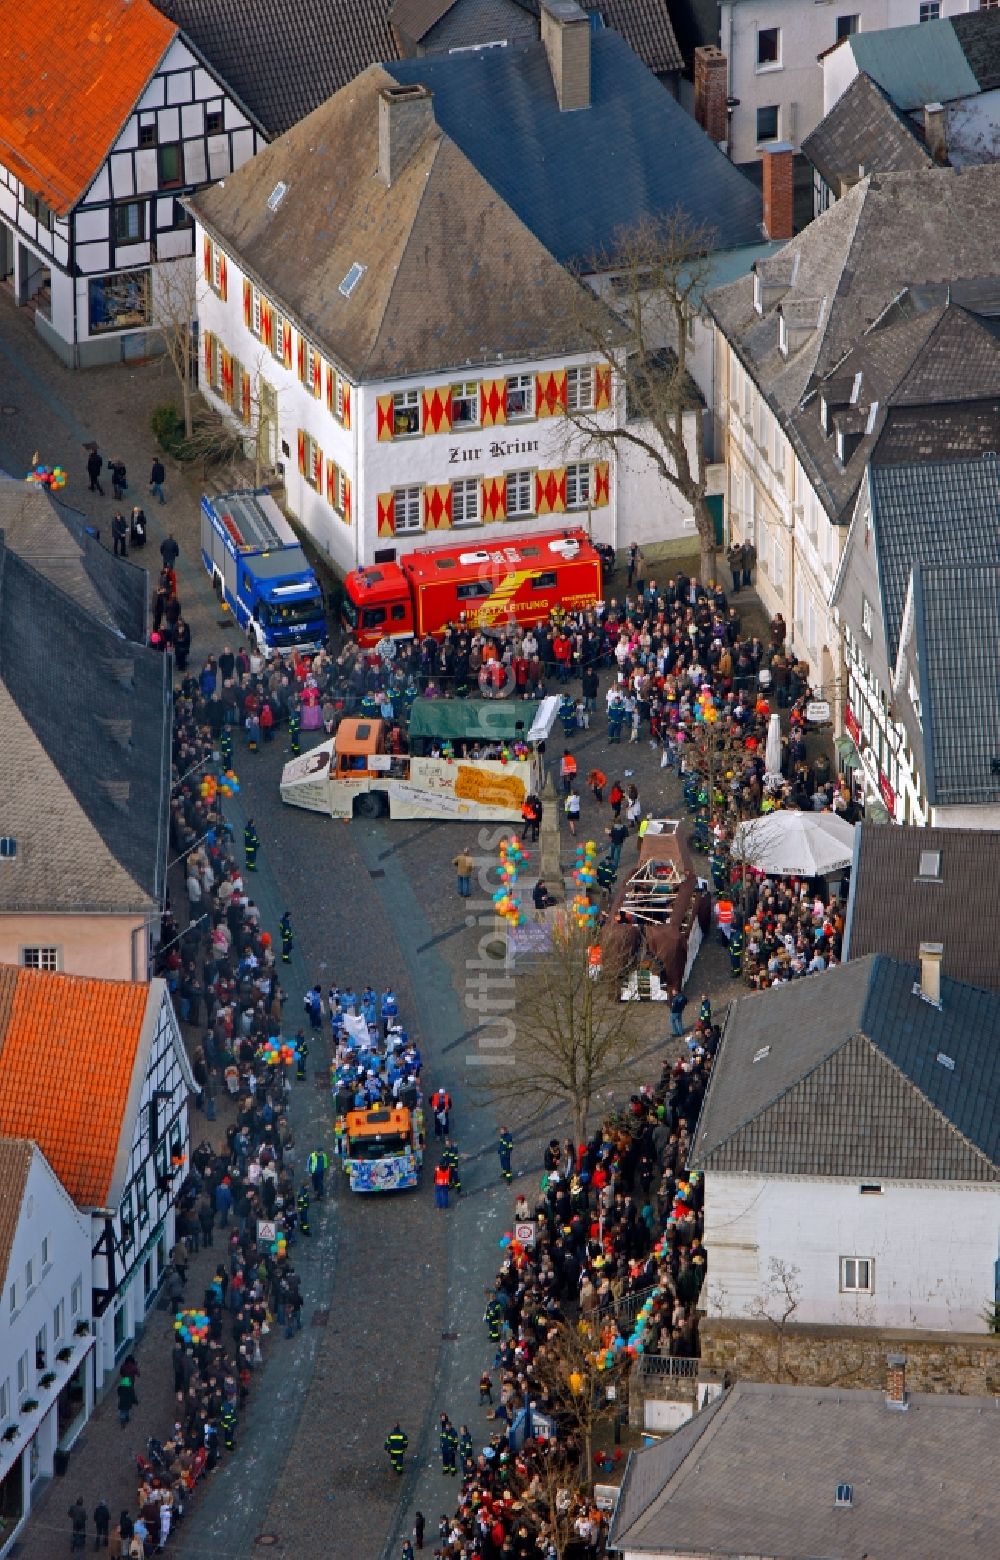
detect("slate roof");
top-left (708, 165), bottom-right (1000, 524)
top-left (688, 954), bottom-right (1000, 1180)
top-left (952, 9), bottom-right (1000, 93)
top-left (610, 1381), bottom-right (1000, 1558)
top-left (0, 538), bottom-right (171, 913)
top-left (0, 478), bottom-right (146, 642)
top-left (0, 1138), bottom-right (34, 1294)
top-left (153, 0), bottom-right (398, 137)
top-left (389, 0), bottom-right (459, 41)
top-left (190, 65), bottom-right (625, 381)
top-left (801, 72), bottom-right (932, 192)
top-left (913, 562), bottom-right (1000, 808)
top-left (867, 452), bottom-right (1000, 667)
top-left (391, 0), bottom-right (683, 73)
top-left (386, 29), bottom-right (763, 267)
top-left (0, 967), bottom-right (154, 1207)
top-left (0, 0), bottom-right (176, 216)
top-left (846, 823), bottom-right (1000, 990)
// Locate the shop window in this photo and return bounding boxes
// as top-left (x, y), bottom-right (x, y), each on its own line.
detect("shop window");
top-left (392, 390), bottom-right (420, 437)
top-left (452, 382), bottom-right (479, 426)
top-left (157, 143), bottom-right (183, 188)
top-left (506, 469), bottom-right (533, 517)
top-left (566, 366), bottom-right (594, 412)
top-left (565, 462), bottom-right (591, 510)
top-left (88, 269), bottom-right (151, 334)
top-left (393, 486), bottom-right (422, 533)
top-left (506, 374), bottom-right (533, 419)
top-left (114, 202), bottom-right (145, 244)
top-left (452, 478), bottom-right (479, 527)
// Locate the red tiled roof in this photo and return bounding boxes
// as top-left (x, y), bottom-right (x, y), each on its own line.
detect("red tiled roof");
top-left (0, 1138), bottom-right (35, 1292)
top-left (0, 0), bottom-right (177, 215)
top-left (0, 967), bottom-right (150, 1207)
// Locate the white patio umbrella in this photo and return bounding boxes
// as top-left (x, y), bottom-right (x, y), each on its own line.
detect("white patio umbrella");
top-left (732, 810), bottom-right (856, 878)
top-left (763, 712), bottom-right (783, 783)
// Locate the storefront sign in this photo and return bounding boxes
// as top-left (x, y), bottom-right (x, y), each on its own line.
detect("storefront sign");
top-left (878, 772), bottom-right (897, 817)
top-left (844, 704), bottom-right (861, 744)
top-left (448, 439), bottom-right (540, 464)
top-left (805, 700), bottom-right (831, 723)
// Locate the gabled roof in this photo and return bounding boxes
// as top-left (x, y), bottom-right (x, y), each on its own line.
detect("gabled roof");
top-left (912, 562), bottom-right (1000, 808)
top-left (689, 954), bottom-right (1000, 1179)
top-left (844, 17), bottom-right (980, 111)
top-left (153, 0), bottom-right (397, 137)
top-left (0, 478), bottom-right (146, 642)
top-left (709, 165), bottom-right (1000, 522)
top-left (387, 29), bottom-right (762, 267)
top-left (0, 538), bottom-right (171, 913)
top-left (389, 0), bottom-right (461, 44)
top-left (610, 1381), bottom-right (1000, 1559)
top-left (0, 0), bottom-right (176, 216)
top-left (390, 0), bottom-right (683, 74)
top-left (0, 1138), bottom-right (35, 1294)
top-left (867, 452), bottom-right (1000, 667)
top-left (0, 969), bottom-right (183, 1208)
top-left (952, 9), bottom-right (1000, 92)
top-left (191, 65), bottom-right (624, 381)
top-left (846, 823), bottom-right (1000, 990)
top-left (801, 72), bottom-right (932, 192)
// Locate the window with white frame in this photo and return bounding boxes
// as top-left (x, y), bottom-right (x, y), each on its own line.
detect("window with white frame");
top-left (21, 946), bottom-right (59, 970)
top-left (303, 343), bottom-right (319, 392)
top-left (17, 1353), bottom-right (28, 1397)
top-left (506, 469), bottom-right (533, 517)
top-left (506, 374), bottom-right (533, 419)
top-left (35, 1324), bottom-right (46, 1367)
top-left (41, 1235), bottom-right (50, 1270)
top-left (452, 478), bottom-right (479, 527)
top-left (0, 1380), bottom-right (7, 1422)
top-left (53, 1298), bottom-right (65, 1341)
top-left (919, 0), bottom-right (939, 18)
top-left (273, 314), bottom-right (287, 363)
top-left (24, 1259), bottom-right (34, 1294)
top-left (334, 373), bottom-right (346, 423)
top-left (303, 433), bottom-right (321, 491)
top-left (836, 14), bottom-right (860, 39)
top-left (772, 535), bottom-right (786, 592)
top-left (772, 422), bottom-right (785, 481)
top-left (566, 366), bottom-right (595, 412)
top-left (841, 1256), bottom-right (874, 1292)
top-left (114, 201), bottom-right (144, 244)
top-left (8, 1281), bottom-right (16, 1318)
top-left (70, 1277), bottom-right (83, 1317)
top-left (565, 462), bottom-right (592, 510)
top-left (757, 26), bottom-right (781, 67)
top-left (451, 382), bottom-right (479, 426)
top-left (394, 486), bottom-right (422, 533)
top-left (251, 287), bottom-right (262, 338)
top-left (212, 246), bottom-right (223, 292)
top-left (392, 390), bottom-right (421, 437)
top-left (757, 105), bottom-right (780, 142)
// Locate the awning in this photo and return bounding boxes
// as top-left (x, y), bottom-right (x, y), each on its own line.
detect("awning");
top-left (408, 698), bottom-right (545, 743)
top-left (834, 735), bottom-right (861, 773)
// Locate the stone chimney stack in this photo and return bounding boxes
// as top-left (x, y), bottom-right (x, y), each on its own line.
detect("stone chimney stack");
top-left (923, 102), bottom-right (948, 163)
top-left (885, 1354), bottom-right (908, 1410)
top-left (762, 142), bottom-right (795, 240)
top-left (694, 46), bottom-right (728, 145)
top-left (919, 941), bottom-right (943, 1005)
top-left (377, 84), bottom-right (435, 187)
top-left (540, 0), bottom-right (591, 113)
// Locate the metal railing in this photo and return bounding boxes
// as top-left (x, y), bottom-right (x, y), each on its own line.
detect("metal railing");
top-left (635, 1353), bottom-right (700, 1380)
top-left (593, 1283), bottom-right (660, 1330)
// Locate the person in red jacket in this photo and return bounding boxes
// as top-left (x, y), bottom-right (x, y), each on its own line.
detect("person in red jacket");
top-left (260, 702), bottom-right (275, 743)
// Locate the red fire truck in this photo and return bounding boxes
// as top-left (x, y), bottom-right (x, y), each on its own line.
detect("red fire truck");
top-left (342, 528), bottom-right (604, 646)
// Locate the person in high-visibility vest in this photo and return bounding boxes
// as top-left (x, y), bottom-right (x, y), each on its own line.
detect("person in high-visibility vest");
top-left (434, 1162), bottom-right (451, 1210)
top-left (498, 1129), bottom-right (513, 1184)
top-left (279, 910), bottom-right (294, 963)
top-left (559, 749), bottom-right (577, 794)
top-left (308, 1149), bottom-right (329, 1199)
top-left (385, 1423), bottom-right (408, 1474)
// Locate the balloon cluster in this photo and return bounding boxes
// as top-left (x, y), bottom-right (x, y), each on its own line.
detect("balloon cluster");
top-left (593, 1287), bottom-right (662, 1370)
top-left (511, 740), bottom-right (528, 760)
top-left (26, 462), bottom-right (67, 491)
top-left (174, 1308), bottom-right (210, 1346)
top-left (270, 1234), bottom-right (287, 1260)
top-left (257, 1037), bottom-right (298, 1067)
top-left (570, 841), bottom-right (600, 929)
top-left (199, 769), bottom-right (241, 803)
top-left (493, 836), bottom-right (525, 927)
top-left (694, 688), bottom-right (718, 725)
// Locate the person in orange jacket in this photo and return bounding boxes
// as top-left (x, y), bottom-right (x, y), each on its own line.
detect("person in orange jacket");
top-left (434, 1162), bottom-right (451, 1209)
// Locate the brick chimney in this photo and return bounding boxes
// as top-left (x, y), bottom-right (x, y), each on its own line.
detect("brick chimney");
top-left (377, 84), bottom-right (435, 187)
top-left (540, 0), bottom-right (591, 113)
top-left (885, 1354), bottom-right (908, 1410)
top-left (923, 102), bottom-right (948, 163)
top-left (762, 142), bottom-right (795, 241)
top-left (694, 46), bottom-right (728, 145)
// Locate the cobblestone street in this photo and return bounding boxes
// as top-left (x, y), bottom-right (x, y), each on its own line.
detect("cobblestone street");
top-left (1, 293), bottom-right (749, 1559)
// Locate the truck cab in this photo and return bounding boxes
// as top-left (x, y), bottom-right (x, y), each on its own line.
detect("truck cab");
top-left (341, 1105), bottom-right (421, 1192)
top-left (341, 563), bottom-right (413, 642)
top-left (243, 552), bottom-right (326, 651)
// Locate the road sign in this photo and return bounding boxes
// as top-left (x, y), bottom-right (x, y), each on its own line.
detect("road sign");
top-left (514, 1221), bottom-right (536, 1248)
top-left (256, 1220), bottom-right (277, 1244)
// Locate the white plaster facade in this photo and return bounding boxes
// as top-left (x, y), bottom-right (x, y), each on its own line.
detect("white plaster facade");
top-left (720, 0), bottom-right (978, 166)
top-left (90, 982), bottom-right (195, 1385)
top-left (0, 36), bottom-right (263, 367)
top-left (0, 1147), bottom-right (94, 1556)
top-left (195, 226), bottom-right (709, 573)
top-left (716, 339), bottom-right (844, 709)
top-left (703, 1171), bottom-right (1000, 1333)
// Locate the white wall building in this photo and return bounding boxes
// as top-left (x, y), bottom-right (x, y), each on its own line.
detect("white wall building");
top-left (719, 0), bottom-right (979, 166)
top-left (0, 971), bottom-right (195, 1388)
top-left (0, 0), bottom-right (264, 367)
top-left (690, 954), bottom-right (1000, 1338)
top-left (0, 1140), bottom-right (94, 1556)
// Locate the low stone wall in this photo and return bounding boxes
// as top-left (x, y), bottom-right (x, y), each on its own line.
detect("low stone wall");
top-left (701, 1318), bottom-right (1000, 1395)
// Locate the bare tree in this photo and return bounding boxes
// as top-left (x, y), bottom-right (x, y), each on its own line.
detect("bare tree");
top-left (477, 921), bottom-right (641, 1144)
top-left (154, 260), bottom-right (203, 439)
top-left (566, 211), bottom-right (720, 583)
top-left (531, 1314), bottom-right (628, 1488)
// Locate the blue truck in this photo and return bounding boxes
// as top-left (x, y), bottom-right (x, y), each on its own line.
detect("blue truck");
top-left (200, 489), bottom-right (327, 653)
